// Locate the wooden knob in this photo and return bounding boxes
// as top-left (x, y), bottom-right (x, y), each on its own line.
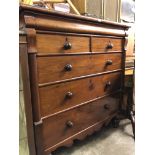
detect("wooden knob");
top-left (107, 42), bottom-right (113, 49)
top-left (106, 60), bottom-right (113, 65)
top-left (104, 104), bottom-right (110, 110)
top-left (66, 121), bottom-right (74, 128)
top-left (106, 81), bottom-right (111, 87)
top-left (64, 42), bottom-right (72, 50)
top-left (65, 64), bottom-right (72, 71)
top-left (65, 92), bottom-right (73, 99)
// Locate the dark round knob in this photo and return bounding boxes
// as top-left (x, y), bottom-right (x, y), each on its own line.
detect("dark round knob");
top-left (64, 64), bottom-right (72, 71)
top-left (64, 42), bottom-right (72, 50)
top-left (104, 104), bottom-right (110, 110)
top-left (107, 43), bottom-right (113, 49)
top-left (65, 92), bottom-right (73, 99)
top-left (66, 120), bottom-right (74, 128)
top-left (106, 81), bottom-right (111, 87)
top-left (106, 60), bottom-right (113, 65)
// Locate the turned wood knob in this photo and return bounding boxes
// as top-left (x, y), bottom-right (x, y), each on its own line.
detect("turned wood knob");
top-left (107, 42), bottom-right (113, 49)
top-left (66, 120), bottom-right (74, 128)
top-left (105, 81), bottom-right (111, 88)
top-left (64, 42), bottom-right (72, 50)
top-left (104, 104), bottom-right (110, 110)
top-left (106, 60), bottom-right (113, 65)
top-left (64, 64), bottom-right (72, 71)
top-left (106, 81), bottom-right (111, 87)
top-left (65, 92), bottom-right (73, 99)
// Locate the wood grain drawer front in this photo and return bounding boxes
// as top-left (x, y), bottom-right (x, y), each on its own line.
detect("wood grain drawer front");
top-left (39, 72), bottom-right (122, 117)
top-left (92, 37), bottom-right (123, 52)
top-left (36, 34), bottom-right (90, 53)
top-left (42, 94), bottom-right (120, 150)
top-left (37, 53), bottom-right (122, 84)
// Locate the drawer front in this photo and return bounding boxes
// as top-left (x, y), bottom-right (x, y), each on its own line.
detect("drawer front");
top-left (36, 34), bottom-right (90, 53)
top-left (42, 94), bottom-right (120, 150)
top-left (39, 72), bottom-right (122, 117)
top-left (37, 53), bottom-right (122, 84)
top-left (92, 37), bottom-right (123, 52)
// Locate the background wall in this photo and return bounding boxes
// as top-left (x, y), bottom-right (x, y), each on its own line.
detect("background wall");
top-left (71, 0), bottom-right (121, 22)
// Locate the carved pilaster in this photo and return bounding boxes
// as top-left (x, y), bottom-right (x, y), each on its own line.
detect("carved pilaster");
top-left (26, 28), bottom-right (37, 53)
top-left (25, 28), bottom-right (44, 155)
top-left (25, 28), bottom-right (41, 122)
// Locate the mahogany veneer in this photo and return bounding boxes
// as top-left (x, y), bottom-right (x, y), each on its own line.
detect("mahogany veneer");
top-left (39, 72), bottom-right (122, 117)
top-left (37, 53), bottom-right (122, 84)
top-left (36, 34), bottom-right (90, 53)
top-left (92, 37), bottom-right (123, 52)
top-left (19, 4), bottom-right (130, 155)
top-left (42, 94), bottom-right (120, 151)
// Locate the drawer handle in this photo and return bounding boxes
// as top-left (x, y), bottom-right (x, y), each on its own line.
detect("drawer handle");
top-left (64, 64), bottom-right (72, 71)
top-left (105, 81), bottom-right (111, 90)
top-left (66, 121), bottom-right (74, 128)
top-left (104, 104), bottom-right (110, 110)
top-left (64, 41), bottom-right (72, 50)
top-left (106, 60), bottom-right (113, 65)
top-left (65, 92), bottom-right (73, 99)
top-left (106, 81), bottom-right (111, 87)
top-left (107, 42), bottom-right (113, 49)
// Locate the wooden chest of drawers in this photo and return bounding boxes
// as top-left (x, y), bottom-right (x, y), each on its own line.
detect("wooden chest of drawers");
top-left (19, 5), bottom-right (130, 155)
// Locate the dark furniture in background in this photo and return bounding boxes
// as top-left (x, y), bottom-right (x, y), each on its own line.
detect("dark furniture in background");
top-left (124, 66), bottom-right (135, 137)
top-left (19, 4), bottom-right (130, 155)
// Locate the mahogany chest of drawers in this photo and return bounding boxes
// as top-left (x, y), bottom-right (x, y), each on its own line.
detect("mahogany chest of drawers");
top-left (19, 5), bottom-right (130, 155)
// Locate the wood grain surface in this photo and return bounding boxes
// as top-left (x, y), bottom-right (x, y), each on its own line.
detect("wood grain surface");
top-left (39, 72), bottom-right (122, 117)
top-left (37, 53), bottom-right (122, 84)
top-left (42, 93), bottom-right (120, 150)
top-left (36, 34), bottom-right (90, 53)
top-left (92, 37), bottom-right (123, 52)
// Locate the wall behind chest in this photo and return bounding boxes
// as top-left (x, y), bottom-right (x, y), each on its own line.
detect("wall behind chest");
top-left (71, 0), bottom-right (121, 22)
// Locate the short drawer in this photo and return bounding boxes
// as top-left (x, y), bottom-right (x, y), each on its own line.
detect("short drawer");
top-left (36, 33), bottom-right (90, 53)
top-left (39, 72), bottom-right (122, 117)
top-left (92, 37), bottom-right (123, 52)
top-left (37, 53), bottom-right (122, 84)
top-left (42, 94), bottom-right (120, 150)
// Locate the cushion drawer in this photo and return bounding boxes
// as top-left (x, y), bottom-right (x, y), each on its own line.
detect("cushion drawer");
top-left (42, 94), bottom-right (120, 150)
top-left (39, 71), bottom-right (122, 117)
top-left (36, 34), bottom-right (90, 53)
top-left (37, 53), bottom-right (122, 84)
top-left (92, 37), bottom-right (123, 52)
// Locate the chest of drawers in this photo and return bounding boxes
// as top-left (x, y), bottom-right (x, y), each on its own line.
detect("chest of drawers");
top-left (19, 4), bottom-right (130, 155)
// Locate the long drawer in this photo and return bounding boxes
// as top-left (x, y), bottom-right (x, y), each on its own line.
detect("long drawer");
top-left (92, 37), bottom-right (123, 52)
top-left (37, 53), bottom-right (122, 84)
top-left (36, 33), bottom-right (90, 53)
top-left (39, 71), bottom-right (122, 117)
top-left (41, 94), bottom-right (120, 150)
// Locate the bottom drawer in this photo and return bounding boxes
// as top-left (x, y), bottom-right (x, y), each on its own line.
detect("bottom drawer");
top-left (41, 93), bottom-right (120, 150)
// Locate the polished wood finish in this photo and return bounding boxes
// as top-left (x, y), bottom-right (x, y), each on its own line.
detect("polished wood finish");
top-left (37, 53), bottom-right (122, 84)
top-left (92, 37), bottom-right (123, 52)
top-left (44, 114), bottom-right (115, 155)
top-left (42, 94), bottom-right (120, 151)
top-left (36, 34), bottom-right (90, 53)
top-left (20, 5), bottom-right (129, 37)
top-left (20, 4), bottom-right (129, 155)
top-left (39, 72), bottom-right (122, 117)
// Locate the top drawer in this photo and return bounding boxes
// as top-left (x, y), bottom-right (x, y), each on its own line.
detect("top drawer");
top-left (36, 33), bottom-right (90, 54)
top-left (92, 37), bottom-right (123, 52)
